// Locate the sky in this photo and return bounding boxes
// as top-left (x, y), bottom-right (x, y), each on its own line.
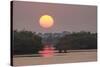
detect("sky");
top-left (13, 1), bottom-right (97, 33)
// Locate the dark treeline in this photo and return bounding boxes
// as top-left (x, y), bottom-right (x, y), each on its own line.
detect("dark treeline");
top-left (55, 31), bottom-right (97, 53)
top-left (13, 30), bottom-right (43, 55)
top-left (13, 30), bottom-right (97, 55)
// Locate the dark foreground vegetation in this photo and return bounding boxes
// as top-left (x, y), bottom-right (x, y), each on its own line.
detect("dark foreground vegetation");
top-left (13, 30), bottom-right (43, 55)
top-left (55, 31), bottom-right (97, 53)
top-left (13, 30), bottom-right (97, 55)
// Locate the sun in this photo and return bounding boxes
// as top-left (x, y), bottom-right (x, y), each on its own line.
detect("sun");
top-left (39, 15), bottom-right (54, 28)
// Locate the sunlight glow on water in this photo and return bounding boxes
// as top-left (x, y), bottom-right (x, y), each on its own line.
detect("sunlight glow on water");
top-left (39, 45), bottom-right (54, 57)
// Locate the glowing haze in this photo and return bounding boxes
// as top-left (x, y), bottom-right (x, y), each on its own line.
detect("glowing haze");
top-left (13, 1), bottom-right (97, 33)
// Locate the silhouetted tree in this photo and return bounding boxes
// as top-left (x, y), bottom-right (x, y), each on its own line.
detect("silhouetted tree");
top-left (13, 30), bottom-right (43, 55)
top-left (55, 31), bottom-right (97, 53)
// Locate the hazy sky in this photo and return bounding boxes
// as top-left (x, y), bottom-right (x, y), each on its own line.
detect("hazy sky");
top-left (13, 1), bottom-right (97, 33)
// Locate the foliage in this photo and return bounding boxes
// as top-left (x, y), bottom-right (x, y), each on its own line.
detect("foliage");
top-left (13, 30), bottom-right (43, 55)
top-left (55, 31), bottom-right (97, 50)
top-left (13, 30), bottom-right (97, 54)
